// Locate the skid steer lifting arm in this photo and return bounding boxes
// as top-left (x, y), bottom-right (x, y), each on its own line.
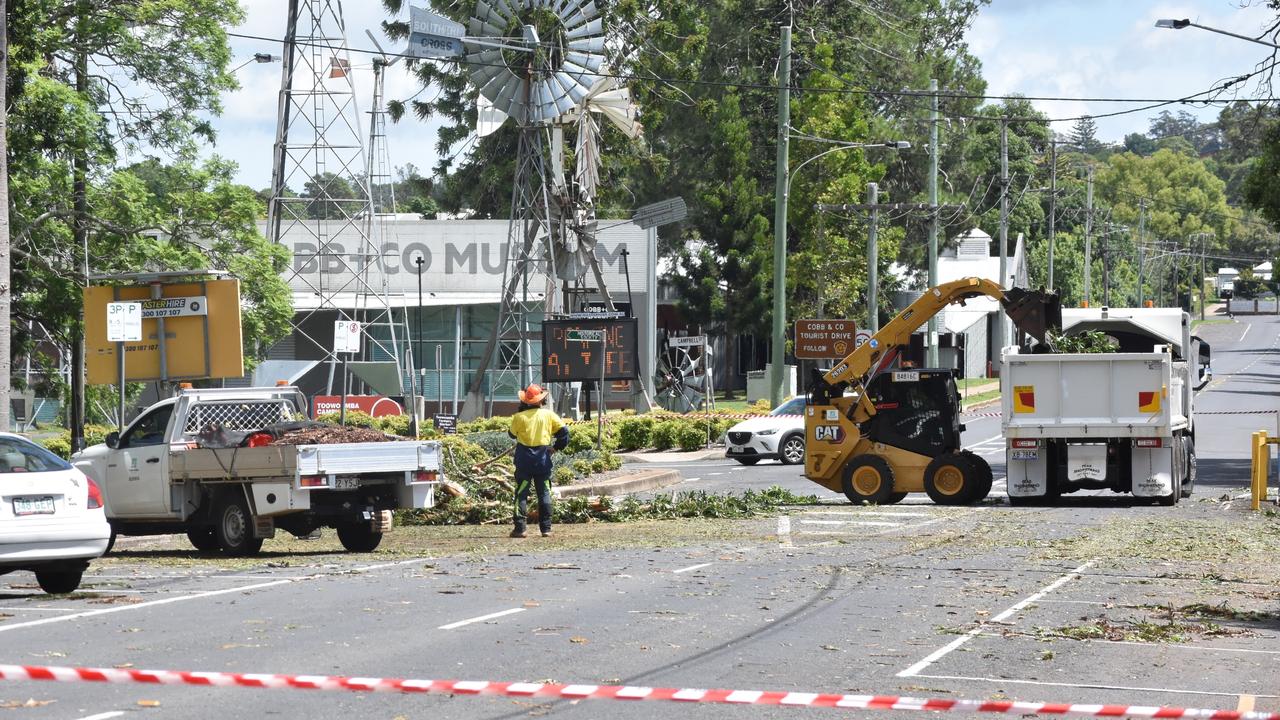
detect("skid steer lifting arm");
top-left (808, 278), bottom-right (1060, 406)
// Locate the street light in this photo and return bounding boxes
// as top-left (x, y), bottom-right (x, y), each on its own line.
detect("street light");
top-left (231, 52), bottom-right (279, 74)
top-left (1155, 18), bottom-right (1280, 50)
top-left (414, 255), bottom-right (425, 438)
top-left (770, 138), bottom-right (911, 407)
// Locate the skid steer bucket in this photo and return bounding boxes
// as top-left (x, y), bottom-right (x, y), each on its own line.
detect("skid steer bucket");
top-left (1001, 287), bottom-right (1062, 345)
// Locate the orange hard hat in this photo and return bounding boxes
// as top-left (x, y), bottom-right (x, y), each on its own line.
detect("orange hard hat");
top-left (518, 383), bottom-right (548, 404)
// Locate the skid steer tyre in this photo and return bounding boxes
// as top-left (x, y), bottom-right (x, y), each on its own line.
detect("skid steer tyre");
top-left (959, 451), bottom-right (994, 502)
top-left (924, 453), bottom-right (980, 506)
top-left (841, 455), bottom-right (897, 505)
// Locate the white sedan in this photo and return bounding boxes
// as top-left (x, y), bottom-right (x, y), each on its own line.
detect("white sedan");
top-left (724, 397), bottom-right (807, 465)
top-left (0, 433), bottom-right (111, 594)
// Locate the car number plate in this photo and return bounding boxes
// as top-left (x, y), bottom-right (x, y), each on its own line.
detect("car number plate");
top-left (1011, 449), bottom-right (1039, 461)
top-left (334, 476), bottom-right (360, 490)
top-left (13, 496), bottom-right (55, 516)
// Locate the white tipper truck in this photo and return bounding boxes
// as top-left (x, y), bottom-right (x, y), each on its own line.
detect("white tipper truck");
top-left (72, 386), bottom-right (442, 555)
top-left (1001, 307), bottom-right (1212, 505)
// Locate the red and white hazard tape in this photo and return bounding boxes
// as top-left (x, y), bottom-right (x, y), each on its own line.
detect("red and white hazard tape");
top-left (1, 664), bottom-right (1275, 719)
top-left (1196, 410), bottom-right (1279, 416)
top-left (962, 412), bottom-right (1001, 419)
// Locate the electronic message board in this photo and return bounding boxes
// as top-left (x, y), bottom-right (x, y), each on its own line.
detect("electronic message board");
top-left (542, 318), bottom-right (639, 383)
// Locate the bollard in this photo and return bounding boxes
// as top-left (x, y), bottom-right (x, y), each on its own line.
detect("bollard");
top-left (1250, 431), bottom-right (1274, 511)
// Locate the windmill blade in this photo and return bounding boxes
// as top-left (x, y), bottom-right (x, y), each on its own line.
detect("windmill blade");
top-left (469, 17), bottom-right (505, 37)
top-left (553, 71), bottom-right (590, 104)
top-left (565, 47), bottom-right (605, 69)
top-left (565, 17), bottom-right (603, 40)
top-left (491, 74), bottom-right (522, 115)
top-left (476, 94), bottom-right (509, 137)
top-left (563, 2), bottom-right (598, 31)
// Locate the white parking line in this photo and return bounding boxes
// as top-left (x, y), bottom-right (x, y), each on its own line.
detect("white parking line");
top-left (673, 562), bottom-right (714, 574)
top-left (0, 557), bottom-right (428, 635)
top-left (437, 607), bottom-right (525, 630)
top-left (74, 712), bottom-right (126, 720)
top-left (963, 434), bottom-right (1002, 450)
top-left (801, 510), bottom-right (931, 517)
top-left (897, 560), bottom-right (1095, 677)
top-left (776, 516), bottom-right (793, 547)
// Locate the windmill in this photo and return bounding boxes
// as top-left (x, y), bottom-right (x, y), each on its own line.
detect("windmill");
top-left (409, 0), bottom-right (641, 419)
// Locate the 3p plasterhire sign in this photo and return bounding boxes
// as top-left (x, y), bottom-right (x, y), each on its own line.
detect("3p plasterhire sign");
top-left (0, 664), bottom-right (1274, 720)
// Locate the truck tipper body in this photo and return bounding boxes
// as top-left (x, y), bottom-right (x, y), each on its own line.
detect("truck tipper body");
top-left (72, 387), bottom-right (442, 554)
top-left (1001, 308), bottom-right (1211, 504)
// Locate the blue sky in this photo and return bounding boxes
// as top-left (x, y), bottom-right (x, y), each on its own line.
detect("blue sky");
top-left (203, 1), bottom-right (1280, 189)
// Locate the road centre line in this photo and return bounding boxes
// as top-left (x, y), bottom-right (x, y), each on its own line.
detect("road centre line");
top-left (802, 510), bottom-right (931, 517)
top-left (0, 557), bottom-right (428, 635)
top-left (911, 672), bottom-right (1278, 700)
top-left (897, 560), bottom-right (1095, 678)
top-left (673, 562), bottom-right (714, 574)
top-left (437, 607), bottom-right (525, 630)
top-left (800, 520), bottom-right (901, 528)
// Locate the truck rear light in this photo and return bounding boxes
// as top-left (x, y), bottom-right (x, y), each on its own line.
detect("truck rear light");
top-left (1135, 438), bottom-right (1163, 448)
top-left (85, 476), bottom-right (104, 510)
top-left (299, 474), bottom-right (326, 487)
top-left (413, 470), bottom-right (438, 483)
top-left (1012, 439), bottom-right (1038, 449)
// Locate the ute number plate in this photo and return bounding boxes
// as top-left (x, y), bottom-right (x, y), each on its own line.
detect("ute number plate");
top-left (13, 496), bottom-right (55, 516)
top-left (334, 476), bottom-right (360, 490)
top-left (1011, 450), bottom-right (1039, 461)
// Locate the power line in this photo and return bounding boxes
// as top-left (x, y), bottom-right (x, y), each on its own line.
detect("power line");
top-left (225, 29), bottom-right (1280, 125)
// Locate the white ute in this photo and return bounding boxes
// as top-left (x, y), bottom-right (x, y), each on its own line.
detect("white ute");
top-left (74, 386), bottom-right (442, 555)
top-left (1001, 307), bottom-right (1212, 505)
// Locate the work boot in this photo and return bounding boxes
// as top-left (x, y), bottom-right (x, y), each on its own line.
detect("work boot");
top-left (510, 528), bottom-right (527, 539)
top-left (540, 530), bottom-right (552, 538)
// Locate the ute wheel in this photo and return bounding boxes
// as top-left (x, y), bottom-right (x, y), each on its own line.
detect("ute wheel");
top-left (734, 457), bottom-right (761, 466)
top-left (841, 455), bottom-right (897, 505)
top-left (36, 569), bottom-right (84, 595)
top-left (337, 522), bottom-right (383, 553)
top-left (186, 527), bottom-right (220, 553)
top-left (215, 493), bottom-right (264, 556)
top-left (779, 434), bottom-right (806, 465)
top-left (959, 451), bottom-right (994, 502)
top-left (924, 453), bottom-right (980, 505)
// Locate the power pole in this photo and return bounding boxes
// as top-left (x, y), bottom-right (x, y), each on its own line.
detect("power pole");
top-left (926, 78), bottom-right (939, 367)
top-left (867, 182), bottom-right (879, 333)
top-left (1083, 165), bottom-right (1094, 307)
top-left (0, 0), bottom-right (10, 433)
top-left (1200, 233), bottom-right (1207, 321)
top-left (769, 24), bottom-right (792, 407)
top-left (1047, 140), bottom-right (1057, 291)
top-left (997, 118), bottom-right (1008, 348)
top-left (71, 43), bottom-right (89, 452)
top-left (1137, 200), bottom-right (1147, 306)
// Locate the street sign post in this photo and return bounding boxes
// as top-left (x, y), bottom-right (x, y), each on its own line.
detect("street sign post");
top-left (794, 319), bottom-right (858, 360)
top-left (668, 335), bottom-right (707, 348)
top-left (333, 320), bottom-right (362, 425)
top-left (106, 302), bottom-right (142, 433)
top-left (408, 6), bottom-right (465, 58)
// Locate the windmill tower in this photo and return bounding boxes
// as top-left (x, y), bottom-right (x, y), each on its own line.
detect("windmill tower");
top-left (454, 0), bottom-right (640, 419)
top-left (267, 0), bottom-right (405, 398)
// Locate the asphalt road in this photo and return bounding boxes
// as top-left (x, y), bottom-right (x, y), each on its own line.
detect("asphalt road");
top-left (2, 313), bottom-right (1277, 719)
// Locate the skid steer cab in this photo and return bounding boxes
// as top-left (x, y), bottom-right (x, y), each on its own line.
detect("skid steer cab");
top-left (805, 369), bottom-right (992, 505)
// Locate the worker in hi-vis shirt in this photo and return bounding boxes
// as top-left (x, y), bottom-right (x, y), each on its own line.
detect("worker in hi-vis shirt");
top-left (508, 384), bottom-right (570, 538)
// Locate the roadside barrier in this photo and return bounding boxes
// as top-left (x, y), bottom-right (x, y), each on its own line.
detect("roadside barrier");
top-left (1250, 430), bottom-right (1277, 511)
top-left (1, 664), bottom-right (1277, 719)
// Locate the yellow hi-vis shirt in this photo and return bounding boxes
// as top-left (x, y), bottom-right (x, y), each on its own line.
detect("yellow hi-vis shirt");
top-left (510, 407), bottom-right (566, 447)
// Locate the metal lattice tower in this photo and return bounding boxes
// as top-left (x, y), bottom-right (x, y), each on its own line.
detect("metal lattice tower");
top-left (266, 0), bottom-right (402, 394)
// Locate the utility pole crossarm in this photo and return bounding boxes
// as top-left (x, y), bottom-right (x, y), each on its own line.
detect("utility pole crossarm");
top-left (815, 203), bottom-right (965, 212)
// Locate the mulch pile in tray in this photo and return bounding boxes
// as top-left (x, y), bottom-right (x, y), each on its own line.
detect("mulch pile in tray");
top-left (270, 425), bottom-right (396, 445)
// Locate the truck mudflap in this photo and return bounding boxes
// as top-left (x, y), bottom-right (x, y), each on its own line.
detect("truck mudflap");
top-left (1130, 446), bottom-right (1174, 497)
top-left (1007, 448), bottom-right (1049, 497)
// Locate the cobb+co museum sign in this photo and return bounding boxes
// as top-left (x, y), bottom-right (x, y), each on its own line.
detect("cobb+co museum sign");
top-left (274, 220), bottom-right (649, 295)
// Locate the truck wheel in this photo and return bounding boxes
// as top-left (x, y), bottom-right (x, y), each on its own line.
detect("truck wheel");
top-left (959, 451), bottom-right (994, 501)
top-left (35, 569), bottom-right (83, 595)
top-left (214, 494), bottom-right (264, 556)
top-left (336, 522), bottom-right (383, 553)
top-left (1183, 438), bottom-right (1197, 498)
top-left (841, 455), bottom-right (897, 505)
top-left (186, 527), bottom-right (220, 553)
top-left (778, 434), bottom-right (806, 465)
top-left (924, 453), bottom-right (979, 505)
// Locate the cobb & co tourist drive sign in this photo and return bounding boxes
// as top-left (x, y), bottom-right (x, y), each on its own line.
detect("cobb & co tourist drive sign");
top-left (794, 319), bottom-right (858, 360)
